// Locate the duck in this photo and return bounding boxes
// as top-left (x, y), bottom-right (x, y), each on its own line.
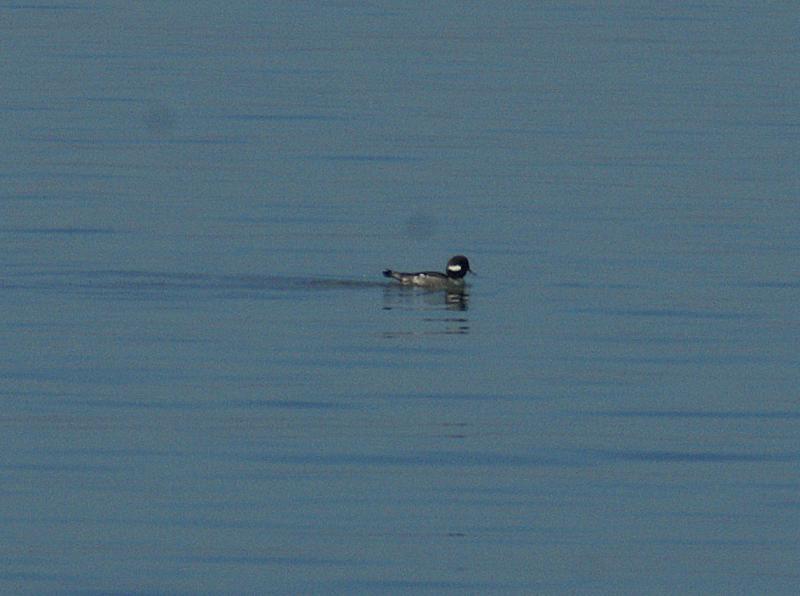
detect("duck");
top-left (382, 255), bottom-right (474, 290)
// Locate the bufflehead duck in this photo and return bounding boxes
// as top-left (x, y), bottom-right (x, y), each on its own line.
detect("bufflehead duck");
top-left (382, 255), bottom-right (474, 290)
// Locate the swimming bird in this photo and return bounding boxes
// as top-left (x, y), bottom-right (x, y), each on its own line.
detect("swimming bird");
top-left (382, 255), bottom-right (474, 290)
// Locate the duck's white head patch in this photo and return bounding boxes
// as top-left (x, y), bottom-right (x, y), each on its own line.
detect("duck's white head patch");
top-left (447, 264), bottom-right (462, 272)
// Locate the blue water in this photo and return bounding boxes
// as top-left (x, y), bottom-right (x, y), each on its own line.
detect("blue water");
top-left (2, 2), bottom-right (799, 594)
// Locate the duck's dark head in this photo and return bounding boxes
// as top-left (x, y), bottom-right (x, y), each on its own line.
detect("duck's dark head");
top-left (446, 255), bottom-right (472, 279)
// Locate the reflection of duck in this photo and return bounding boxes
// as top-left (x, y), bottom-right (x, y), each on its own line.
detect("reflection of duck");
top-left (444, 290), bottom-right (468, 311)
top-left (381, 286), bottom-right (470, 335)
top-left (382, 255), bottom-right (474, 290)
top-left (382, 284), bottom-right (469, 312)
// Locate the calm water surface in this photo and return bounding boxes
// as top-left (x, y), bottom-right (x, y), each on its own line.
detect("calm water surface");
top-left (2, 2), bottom-right (799, 594)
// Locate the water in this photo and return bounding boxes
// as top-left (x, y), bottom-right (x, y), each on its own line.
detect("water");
top-left (2, 2), bottom-right (799, 594)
